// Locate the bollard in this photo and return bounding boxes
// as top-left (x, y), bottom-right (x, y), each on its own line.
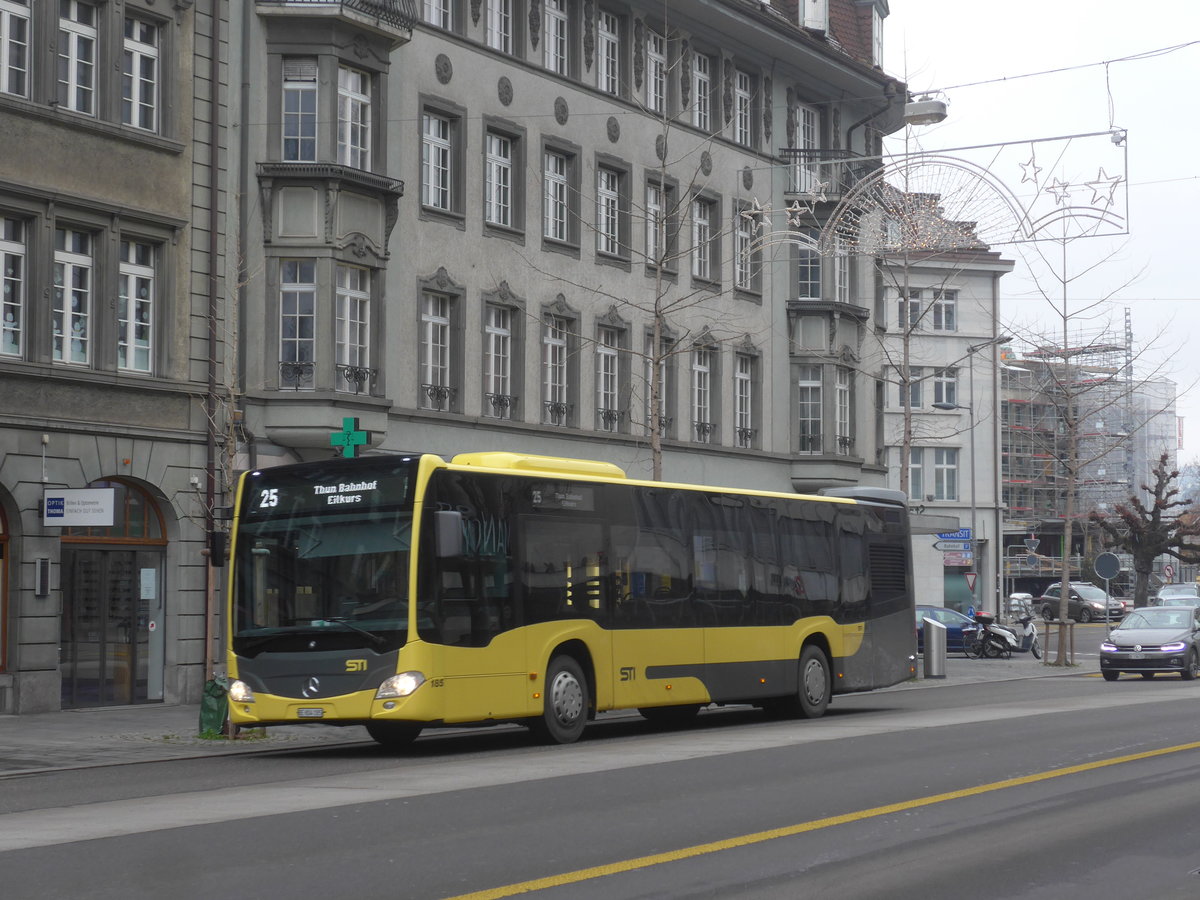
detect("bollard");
top-left (923, 617), bottom-right (947, 679)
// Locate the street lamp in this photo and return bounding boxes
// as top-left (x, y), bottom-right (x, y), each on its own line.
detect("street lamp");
top-left (932, 334), bottom-right (1011, 613)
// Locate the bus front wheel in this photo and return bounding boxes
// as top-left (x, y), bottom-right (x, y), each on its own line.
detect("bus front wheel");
top-left (796, 646), bottom-right (832, 718)
top-left (532, 655), bottom-right (589, 744)
top-left (366, 722), bottom-right (422, 750)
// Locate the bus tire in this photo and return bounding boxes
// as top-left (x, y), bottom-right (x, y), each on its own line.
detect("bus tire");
top-left (796, 645), bottom-right (832, 718)
top-left (531, 655), bottom-right (588, 744)
top-left (366, 722), bottom-right (422, 750)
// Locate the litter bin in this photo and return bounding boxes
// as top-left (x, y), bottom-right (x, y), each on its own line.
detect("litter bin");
top-left (199, 676), bottom-right (229, 735)
top-left (923, 617), bottom-right (947, 679)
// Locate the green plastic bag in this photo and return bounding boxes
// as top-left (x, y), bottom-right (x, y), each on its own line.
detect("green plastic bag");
top-left (199, 676), bottom-right (229, 736)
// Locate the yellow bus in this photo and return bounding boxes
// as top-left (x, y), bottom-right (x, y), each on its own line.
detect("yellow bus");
top-left (225, 451), bottom-right (915, 747)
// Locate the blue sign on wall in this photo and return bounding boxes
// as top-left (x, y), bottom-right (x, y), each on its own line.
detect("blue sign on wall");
top-left (937, 528), bottom-right (972, 541)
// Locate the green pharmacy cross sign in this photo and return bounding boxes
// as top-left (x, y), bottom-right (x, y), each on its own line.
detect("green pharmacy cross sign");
top-left (330, 417), bottom-right (370, 458)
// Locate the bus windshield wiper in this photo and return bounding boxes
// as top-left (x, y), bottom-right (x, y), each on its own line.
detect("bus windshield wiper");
top-left (322, 617), bottom-right (389, 649)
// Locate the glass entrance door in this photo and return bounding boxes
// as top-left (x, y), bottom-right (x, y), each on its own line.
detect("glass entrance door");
top-left (61, 548), bottom-right (163, 707)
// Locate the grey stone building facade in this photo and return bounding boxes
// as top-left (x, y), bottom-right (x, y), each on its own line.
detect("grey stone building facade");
top-left (0, 0), bottom-right (906, 713)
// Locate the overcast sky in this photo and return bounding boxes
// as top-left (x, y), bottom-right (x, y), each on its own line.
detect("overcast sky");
top-left (882, 1), bottom-right (1200, 459)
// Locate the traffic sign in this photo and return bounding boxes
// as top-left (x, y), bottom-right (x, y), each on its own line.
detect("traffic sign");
top-left (965, 573), bottom-right (977, 592)
top-left (943, 552), bottom-right (973, 566)
top-left (933, 540), bottom-right (971, 552)
top-left (1024, 537), bottom-right (1040, 552)
top-left (1094, 552), bottom-right (1121, 581)
top-left (937, 528), bottom-right (972, 541)
top-left (1163, 563), bottom-right (1176, 581)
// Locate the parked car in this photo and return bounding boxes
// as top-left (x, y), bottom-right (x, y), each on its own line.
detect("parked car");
top-left (1099, 605), bottom-right (1200, 680)
top-left (1039, 582), bottom-right (1125, 623)
top-left (1152, 583), bottom-right (1200, 606)
top-left (915, 605), bottom-right (980, 655)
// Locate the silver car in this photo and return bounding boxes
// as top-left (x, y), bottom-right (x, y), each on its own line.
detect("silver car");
top-left (1099, 606), bottom-right (1200, 681)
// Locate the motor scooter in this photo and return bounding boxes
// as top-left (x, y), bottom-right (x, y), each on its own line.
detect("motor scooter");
top-left (964, 612), bottom-right (1024, 659)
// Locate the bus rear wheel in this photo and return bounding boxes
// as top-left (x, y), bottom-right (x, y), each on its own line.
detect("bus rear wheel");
top-left (366, 722), bottom-right (422, 750)
top-left (796, 646), bottom-right (832, 718)
top-left (531, 655), bottom-right (589, 744)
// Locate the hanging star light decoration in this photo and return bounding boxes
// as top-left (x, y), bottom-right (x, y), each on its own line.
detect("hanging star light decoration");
top-left (785, 198), bottom-right (817, 227)
top-left (740, 197), bottom-right (768, 235)
top-left (1085, 167), bottom-right (1123, 207)
top-left (1019, 155), bottom-right (1043, 185)
top-left (1044, 178), bottom-right (1072, 206)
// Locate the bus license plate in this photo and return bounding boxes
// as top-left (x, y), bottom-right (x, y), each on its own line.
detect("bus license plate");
top-left (297, 707), bottom-right (325, 718)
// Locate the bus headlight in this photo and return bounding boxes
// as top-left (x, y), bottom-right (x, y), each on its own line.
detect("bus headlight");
top-left (376, 671), bottom-right (426, 699)
top-left (228, 680), bottom-right (255, 703)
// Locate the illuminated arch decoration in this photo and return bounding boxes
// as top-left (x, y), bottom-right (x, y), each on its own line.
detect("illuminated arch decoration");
top-left (818, 131), bottom-right (1128, 256)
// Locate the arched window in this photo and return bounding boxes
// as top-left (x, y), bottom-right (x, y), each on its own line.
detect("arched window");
top-left (61, 479), bottom-right (166, 544)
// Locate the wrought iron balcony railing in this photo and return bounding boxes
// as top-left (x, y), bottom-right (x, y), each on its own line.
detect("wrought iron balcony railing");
top-left (693, 421), bottom-right (716, 444)
top-left (255, 0), bottom-right (418, 31)
top-left (421, 382), bottom-right (456, 411)
top-left (836, 435), bottom-right (855, 456)
top-left (336, 364), bottom-right (376, 395)
top-left (735, 426), bottom-right (757, 449)
top-left (597, 407), bottom-right (624, 432)
top-left (486, 393), bottom-right (518, 419)
top-left (778, 148), bottom-right (877, 198)
top-left (279, 360), bottom-right (314, 390)
top-left (797, 431), bottom-right (821, 454)
top-left (543, 400), bottom-right (573, 426)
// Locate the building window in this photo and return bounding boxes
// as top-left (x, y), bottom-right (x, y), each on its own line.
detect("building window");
top-left (734, 206), bottom-right (760, 292)
top-left (282, 58), bottom-right (318, 162)
top-left (734, 353), bottom-right (755, 448)
top-left (117, 239), bottom-right (154, 372)
top-left (934, 447), bottom-right (959, 500)
top-left (279, 260), bottom-right (316, 389)
top-left (834, 241), bottom-right (850, 302)
top-left (796, 227), bottom-right (820, 299)
top-left (872, 7), bottom-right (884, 66)
top-left (645, 179), bottom-right (677, 270)
top-left (486, 0), bottom-right (512, 54)
top-left (691, 196), bottom-right (717, 282)
top-left (544, 0), bottom-right (568, 75)
top-left (795, 316), bottom-right (825, 350)
top-left (484, 303), bottom-right (514, 418)
top-left (52, 227), bottom-right (93, 364)
top-left (734, 69), bottom-right (754, 147)
top-left (692, 52), bottom-right (712, 131)
top-left (0, 0), bottom-right (30, 98)
top-left (122, 18), bottom-right (159, 131)
top-left (933, 368), bottom-right (957, 406)
top-left (485, 131), bottom-right (512, 227)
top-left (909, 447), bottom-right (924, 499)
top-left (543, 148), bottom-right (570, 242)
top-left (421, 111), bottom-right (453, 211)
top-left (644, 334), bottom-right (671, 436)
top-left (420, 292), bottom-right (453, 409)
top-left (596, 10), bottom-right (620, 96)
top-left (898, 289), bottom-right (921, 329)
top-left (58, 0), bottom-right (96, 115)
top-left (336, 264), bottom-right (371, 393)
top-left (596, 166), bottom-right (622, 256)
top-left (423, 0), bottom-right (453, 29)
top-left (0, 216), bottom-right (24, 357)
top-left (791, 104), bottom-right (820, 192)
top-left (797, 364), bottom-right (821, 453)
top-left (543, 313), bottom-right (570, 425)
top-left (901, 366), bottom-right (923, 408)
top-left (691, 348), bottom-right (713, 443)
top-left (836, 367), bottom-right (852, 454)
top-left (597, 325), bottom-right (621, 432)
top-left (337, 65), bottom-right (371, 170)
top-left (645, 28), bottom-right (666, 113)
top-left (933, 289), bottom-right (958, 331)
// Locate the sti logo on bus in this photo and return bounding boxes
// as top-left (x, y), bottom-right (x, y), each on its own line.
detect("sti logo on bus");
top-left (619, 667), bottom-right (636, 681)
top-left (345, 659), bottom-right (367, 672)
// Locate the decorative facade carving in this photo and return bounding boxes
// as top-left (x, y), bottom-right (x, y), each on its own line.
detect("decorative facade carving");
top-left (471, 0), bottom-right (482, 26)
top-left (498, 76), bottom-right (513, 106)
top-left (435, 54), bottom-right (453, 84)
top-left (606, 116), bottom-right (620, 143)
top-left (723, 58), bottom-right (733, 125)
top-left (583, 1), bottom-right (595, 71)
top-left (680, 41), bottom-right (691, 109)
top-left (554, 96), bottom-right (569, 125)
top-left (633, 19), bottom-right (644, 90)
top-left (763, 77), bottom-right (773, 145)
top-left (529, 0), bottom-right (542, 49)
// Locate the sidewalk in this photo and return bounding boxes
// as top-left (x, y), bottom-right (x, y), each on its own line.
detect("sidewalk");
top-left (0, 653), bottom-right (1073, 776)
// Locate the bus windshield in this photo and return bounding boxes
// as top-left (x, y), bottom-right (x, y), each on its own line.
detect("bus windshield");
top-left (231, 458), bottom-right (416, 656)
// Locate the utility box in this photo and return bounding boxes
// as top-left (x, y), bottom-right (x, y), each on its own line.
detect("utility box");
top-left (923, 617), bottom-right (947, 679)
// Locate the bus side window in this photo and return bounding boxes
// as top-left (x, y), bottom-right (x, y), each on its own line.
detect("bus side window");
top-left (521, 518), bottom-right (606, 624)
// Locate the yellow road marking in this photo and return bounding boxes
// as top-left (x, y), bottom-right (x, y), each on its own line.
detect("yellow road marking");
top-left (444, 739), bottom-right (1200, 899)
